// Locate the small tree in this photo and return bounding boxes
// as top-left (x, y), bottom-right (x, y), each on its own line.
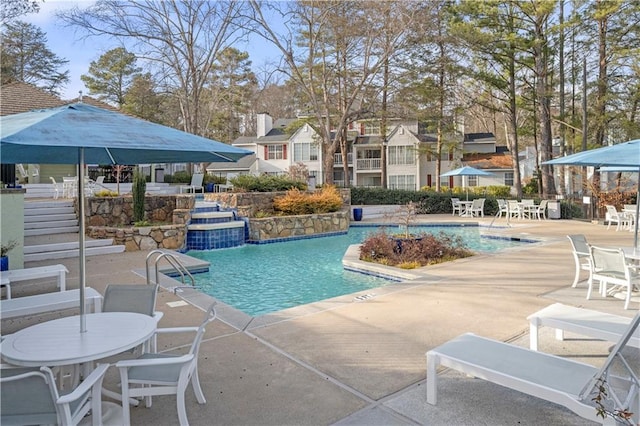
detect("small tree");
top-left (132, 169), bottom-right (146, 223)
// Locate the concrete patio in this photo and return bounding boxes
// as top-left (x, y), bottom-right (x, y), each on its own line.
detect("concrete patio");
top-left (2, 213), bottom-right (638, 425)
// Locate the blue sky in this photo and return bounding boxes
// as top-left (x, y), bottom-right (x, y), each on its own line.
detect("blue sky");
top-left (23, 1), bottom-right (283, 100)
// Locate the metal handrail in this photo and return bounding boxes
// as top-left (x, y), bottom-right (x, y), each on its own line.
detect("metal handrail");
top-left (145, 249), bottom-right (196, 289)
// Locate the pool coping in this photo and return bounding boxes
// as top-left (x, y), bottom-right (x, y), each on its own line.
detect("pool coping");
top-left (151, 220), bottom-right (559, 332)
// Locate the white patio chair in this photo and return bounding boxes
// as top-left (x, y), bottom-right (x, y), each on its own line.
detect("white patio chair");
top-left (566, 234), bottom-right (592, 288)
top-left (49, 176), bottom-right (60, 199)
top-left (451, 198), bottom-right (462, 216)
top-left (520, 199), bottom-right (535, 219)
top-left (427, 312), bottom-right (640, 425)
top-left (507, 200), bottom-right (521, 219)
top-left (496, 199), bottom-right (508, 218)
top-left (179, 173), bottom-right (205, 194)
top-left (534, 199), bottom-right (549, 220)
top-left (589, 245), bottom-right (637, 310)
top-left (469, 198), bottom-right (485, 217)
top-left (102, 284), bottom-right (164, 352)
top-left (604, 205), bottom-right (629, 231)
top-left (1, 363), bottom-right (118, 426)
top-left (115, 302), bottom-right (217, 426)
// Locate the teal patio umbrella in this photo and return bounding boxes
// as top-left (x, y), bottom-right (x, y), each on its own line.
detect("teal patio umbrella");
top-left (543, 139), bottom-right (640, 248)
top-left (1, 103), bottom-right (252, 331)
top-left (441, 166), bottom-right (495, 200)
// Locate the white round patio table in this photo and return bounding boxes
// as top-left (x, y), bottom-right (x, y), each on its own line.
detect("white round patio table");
top-left (0, 312), bottom-right (156, 367)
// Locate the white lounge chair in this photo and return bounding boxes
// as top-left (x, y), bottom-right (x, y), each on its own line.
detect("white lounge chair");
top-left (588, 245), bottom-right (637, 310)
top-left (567, 234), bottom-right (592, 288)
top-left (0, 264), bottom-right (69, 299)
top-left (527, 303), bottom-right (640, 351)
top-left (115, 302), bottom-right (216, 426)
top-left (179, 173), bottom-right (205, 194)
top-left (426, 312), bottom-right (640, 424)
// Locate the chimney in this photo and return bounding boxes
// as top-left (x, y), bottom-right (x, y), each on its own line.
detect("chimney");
top-left (257, 112), bottom-right (273, 138)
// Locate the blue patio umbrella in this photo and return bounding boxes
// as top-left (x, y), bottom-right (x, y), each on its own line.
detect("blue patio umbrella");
top-left (543, 139), bottom-right (640, 248)
top-left (441, 166), bottom-right (495, 200)
top-left (1, 103), bottom-right (252, 331)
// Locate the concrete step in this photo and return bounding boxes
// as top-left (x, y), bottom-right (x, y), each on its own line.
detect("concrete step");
top-left (24, 200), bottom-right (74, 210)
top-left (25, 219), bottom-right (79, 230)
top-left (24, 239), bottom-right (116, 254)
top-left (187, 221), bottom-right (245, 231)
top-left (191, 211), bottom-right (233, 220)
top-left (24, 245), bottom-right (125, 262)
top-left (24, 213), bottom-right (77, 223)
top-left (24, 207), bottom-right (75, 216)
top-left (25, 226), bottom-right (80, 236)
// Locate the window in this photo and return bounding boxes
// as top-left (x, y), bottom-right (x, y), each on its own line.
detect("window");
top-left (389, 174), bottom-right (416, 190)
top-left (467, 176), bottom-right (478, 187)
top-left (293, 142), bottom-right (318, 161)
top-left (363, 122), bottom-right (380, 135)
top-left (504, 171), bottom-right (514, 186)
top-left (265, 144), bottom-right (286, 160)
top-left (388, 146), bottom-right (415, 165)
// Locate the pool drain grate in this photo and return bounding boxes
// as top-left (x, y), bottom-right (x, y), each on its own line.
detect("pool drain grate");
top-left (353, 293), bottom-right (376, 302)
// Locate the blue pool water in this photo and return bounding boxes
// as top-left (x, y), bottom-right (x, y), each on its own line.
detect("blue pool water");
top-left (186, 225), bottom-right (529, 316)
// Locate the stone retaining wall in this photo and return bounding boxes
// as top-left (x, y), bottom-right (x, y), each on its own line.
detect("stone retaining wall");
top-left (84, 194), bottom-right (195, 226)
top-left (247, 210), bottom-right (349, 241)
top-left (84, 194), bottom-right (195, 251)
top-left (205, 188), bottom-right (351, 218)
top-left (87, 224), bottom-right (186, 251)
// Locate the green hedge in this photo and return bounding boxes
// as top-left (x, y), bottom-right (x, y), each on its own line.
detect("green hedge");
top-left (230, 174), bottom-right (307, 192)
top-left (350, 187), bottom-right (585, 219)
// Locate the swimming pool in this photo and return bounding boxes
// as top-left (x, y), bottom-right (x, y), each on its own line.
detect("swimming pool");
top-left (186, 225), bottom-right (530, 316)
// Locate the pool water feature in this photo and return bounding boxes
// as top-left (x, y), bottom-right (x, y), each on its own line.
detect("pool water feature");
top-left (187, 225), bottom-right (530, 316)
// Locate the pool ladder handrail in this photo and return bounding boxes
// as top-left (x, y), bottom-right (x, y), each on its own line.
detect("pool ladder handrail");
top-left (146, 249), bottom-right (196, 293)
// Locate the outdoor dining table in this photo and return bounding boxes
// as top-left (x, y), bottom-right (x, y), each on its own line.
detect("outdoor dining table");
top-left (458, 201), bottom-right (473, 217)
top-left (0, 312), bottom-right (157, 367)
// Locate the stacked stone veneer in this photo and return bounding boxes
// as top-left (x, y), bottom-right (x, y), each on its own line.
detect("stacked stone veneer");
top-left (205, 188), bottom-right (351, 218)
top-left (84, 195), bottom-right (194, 251)
top-left (206, 189), bottom-right (351, 241)
top-left (247, 211), bottom-right (349, 241)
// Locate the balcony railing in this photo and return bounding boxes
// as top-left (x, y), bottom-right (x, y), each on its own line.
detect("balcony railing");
top-left (356, 158), bottom-right (381, 170)
top-left (334, 153), bottom-right (353, 166)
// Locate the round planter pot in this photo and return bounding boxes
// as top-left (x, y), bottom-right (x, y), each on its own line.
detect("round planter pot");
top-left (353, 207), bottom-right (363, 221)
top-left (0, 256), bottom-right (8, 271)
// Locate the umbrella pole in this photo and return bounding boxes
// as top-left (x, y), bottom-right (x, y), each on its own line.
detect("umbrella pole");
top-left (634, 181), bottom-right (639, 250)
top-left (78, 148), bottom-right (87, 333)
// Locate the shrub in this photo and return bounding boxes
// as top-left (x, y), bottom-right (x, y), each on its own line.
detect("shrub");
top-left (273, 186), bottom-right (343, 215)
top-left (231, 174), bottom-right (307, 192)
top-left (132, 169), bottom-right (146, 223)
top-left (359, 230), bottom-right (473, 268)
top-left (93, 189), bottom-right (119, 197)
top-left (164, 171), bottom-right (192, 184)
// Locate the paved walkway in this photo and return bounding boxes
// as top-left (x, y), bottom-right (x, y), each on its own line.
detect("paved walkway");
top-left (3, 213), bottom-right (638, 425)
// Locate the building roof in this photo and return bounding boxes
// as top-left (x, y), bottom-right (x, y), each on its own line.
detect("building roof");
top-left (464, 132), bottom-right (496, 143)
top-left (207, 153), bottom-right (255, 172)
top-left (410, 131), bottom-right (438, 143)
top-left (463, 151), bottom-right (513, 170)
top-left (67, 95), bottom-right (120, 112)
top-left (0, 82), bottom-right (65, 116)
top-left (1, 82), bottom-right (121, 117)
